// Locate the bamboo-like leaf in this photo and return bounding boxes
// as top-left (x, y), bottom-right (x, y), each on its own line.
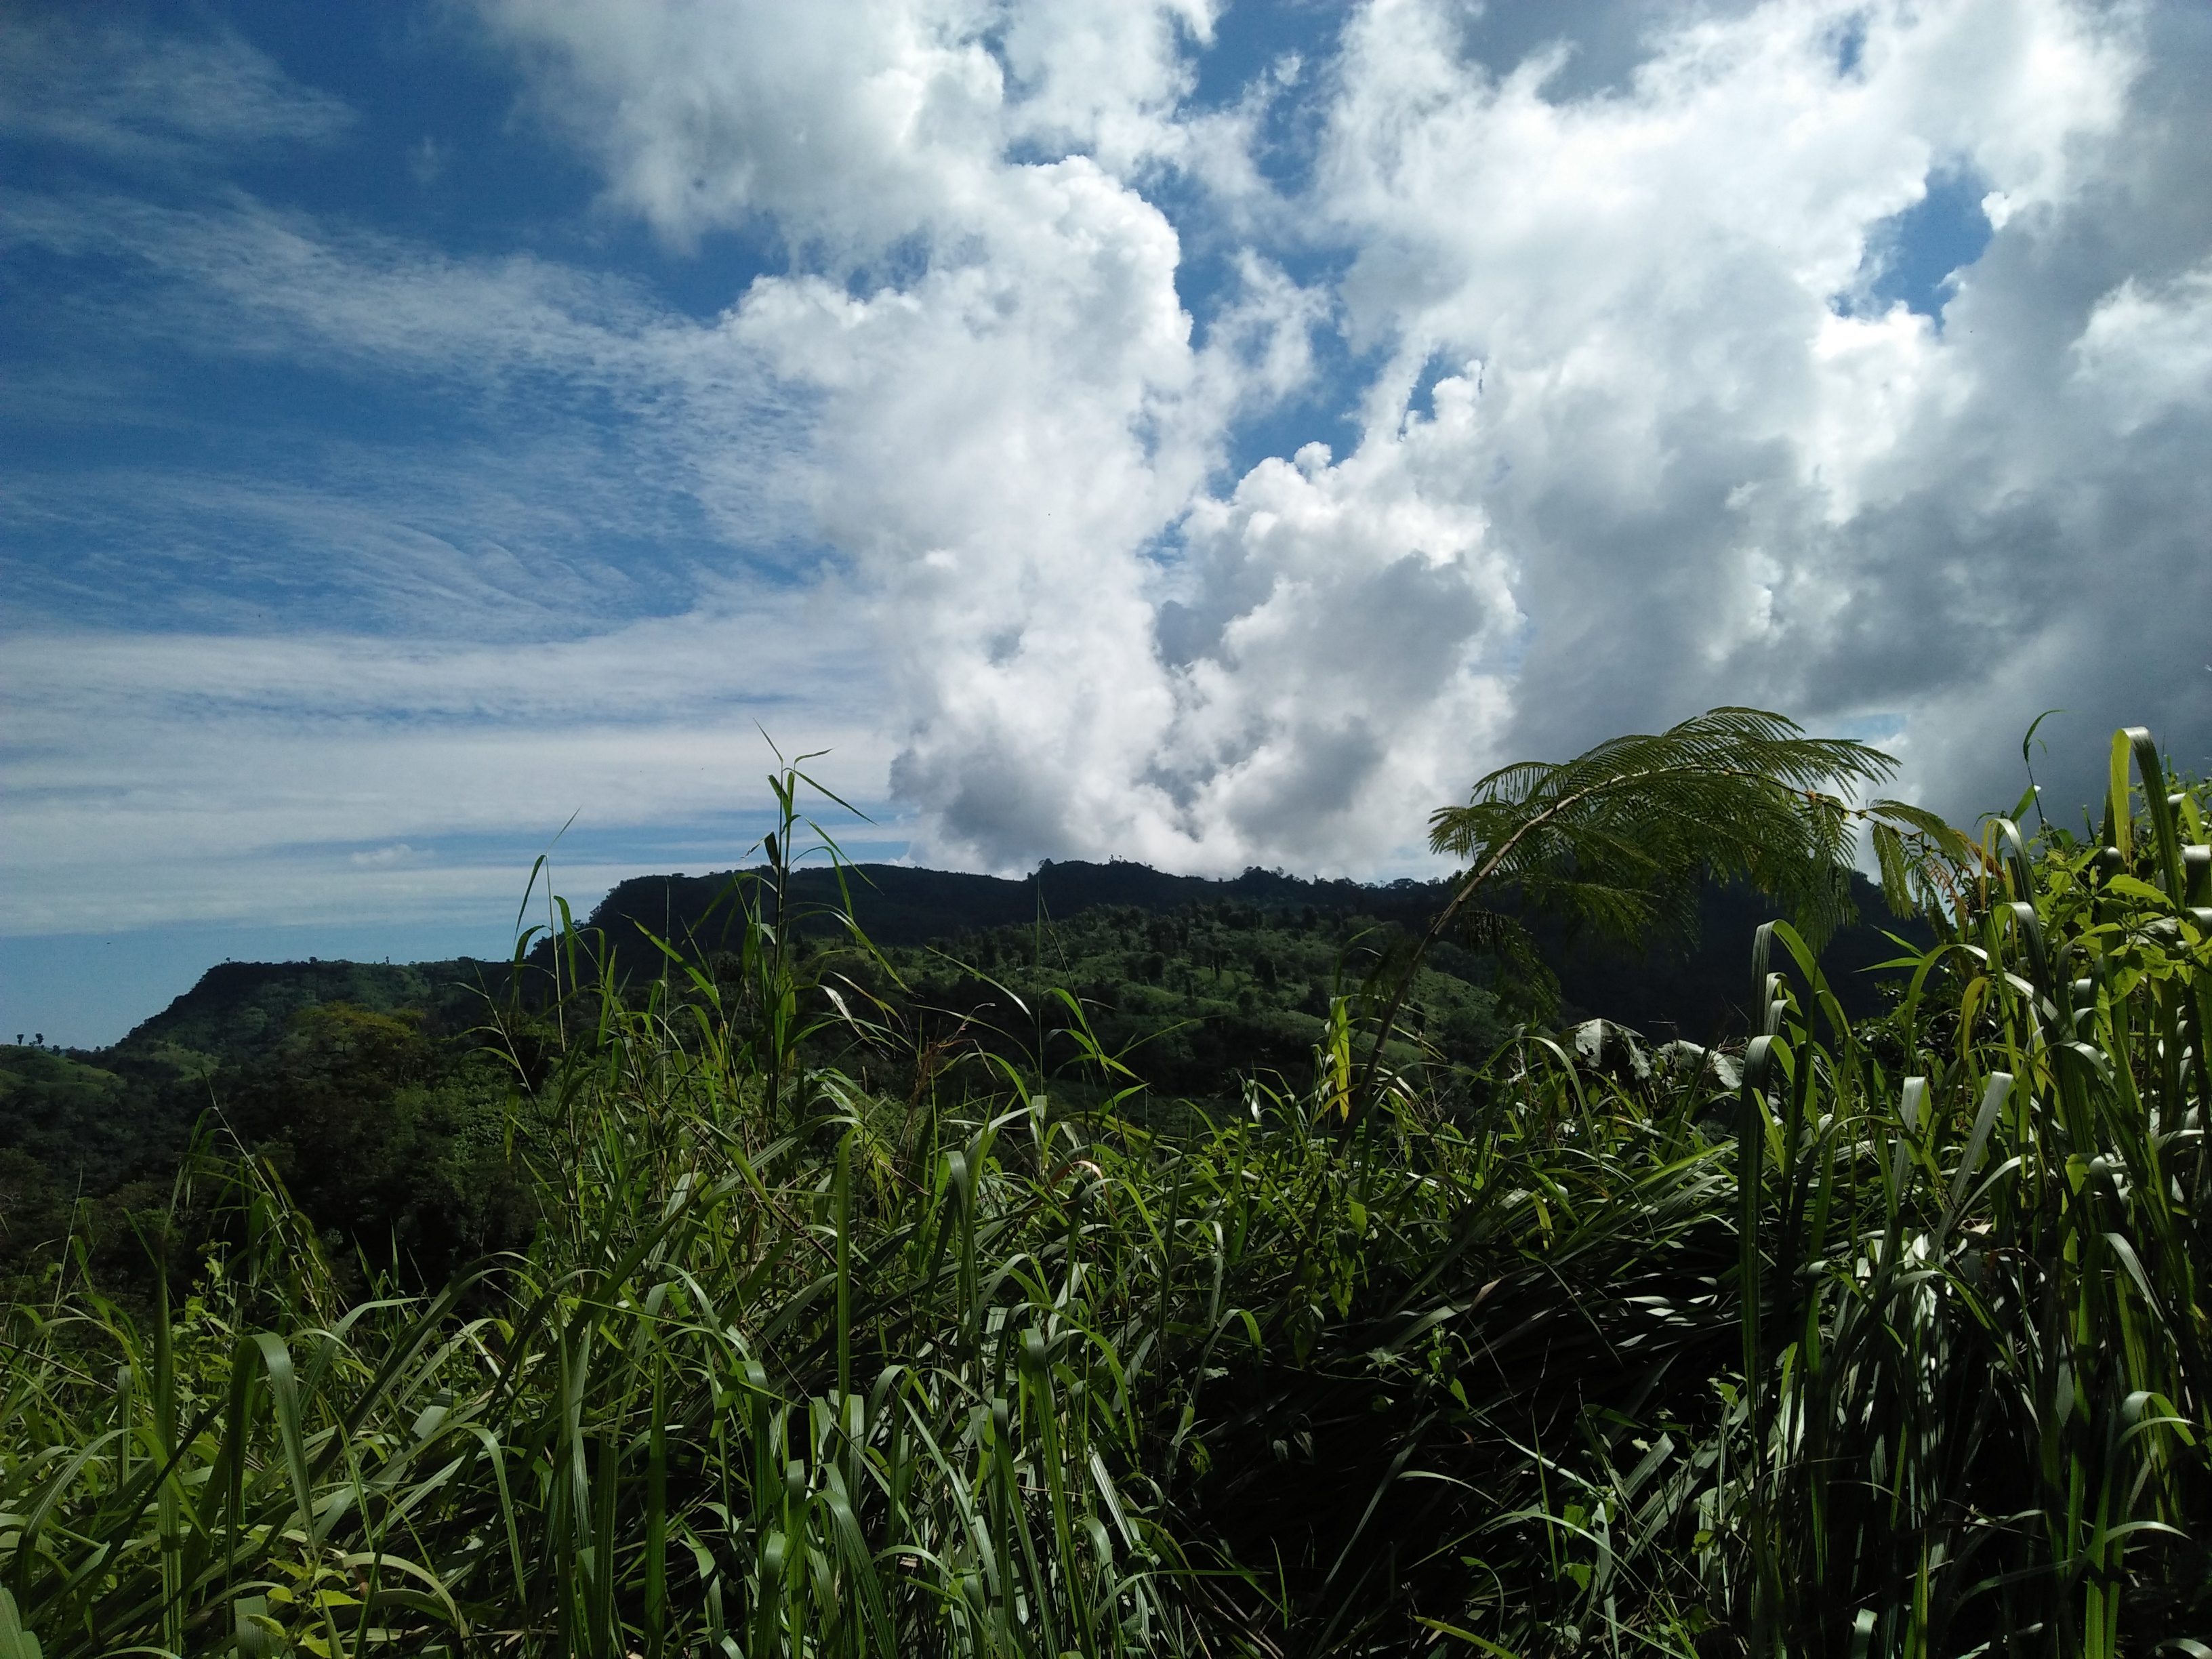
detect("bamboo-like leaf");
top-left (5, 718), bottom-right (2201, 1658)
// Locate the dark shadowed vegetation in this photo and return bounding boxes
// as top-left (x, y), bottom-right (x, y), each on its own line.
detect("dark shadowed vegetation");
top-left (1, 712), bottom-right (2205, 1658)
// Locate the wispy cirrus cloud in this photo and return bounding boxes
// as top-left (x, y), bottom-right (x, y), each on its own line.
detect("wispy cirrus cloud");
top-left (0, 10), bottom-right (353, 165)
top-left (1, 180), bottom-right (830, 643)
top-left (3, 602), bottom-right (893, 933)
top-left (481, 0), bottom-right (2209, 866)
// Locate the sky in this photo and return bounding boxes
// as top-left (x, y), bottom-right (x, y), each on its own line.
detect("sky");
top-left (3, 0), bottom-right (2208, 1048)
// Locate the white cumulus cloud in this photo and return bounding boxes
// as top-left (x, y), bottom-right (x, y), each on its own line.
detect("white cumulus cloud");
top-left (487, 0), bottom-right (2209, 865)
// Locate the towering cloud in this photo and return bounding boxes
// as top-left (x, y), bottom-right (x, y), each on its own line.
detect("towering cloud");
top-left (491, 0), bottom-right (2210, 867)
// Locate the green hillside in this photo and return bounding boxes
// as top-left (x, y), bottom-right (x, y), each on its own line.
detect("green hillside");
top-left (5, 853), bottom-right (1914, 1223)
top-left (3, 712), bottom-right (2201, 1656)
top-left (2, 834), bottom-right (1927, 1315)
top-left (567, 857), bottom-right (1915, 1037)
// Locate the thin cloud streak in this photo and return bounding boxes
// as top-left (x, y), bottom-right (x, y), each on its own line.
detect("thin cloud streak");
top-left (0, 11), bottom-right (353, 165)
top-left (2, 608), bottom-right (895, 933)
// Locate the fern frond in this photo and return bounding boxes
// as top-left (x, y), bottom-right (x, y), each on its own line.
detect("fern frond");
top-left (1351, 708), bottom-right (1898, 1133)
top-left (1427, 705), bottom-right (1893, 951)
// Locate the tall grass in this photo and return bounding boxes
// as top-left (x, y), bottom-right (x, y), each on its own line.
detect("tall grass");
top-left (2, 724), bottom-right (2204, 1656)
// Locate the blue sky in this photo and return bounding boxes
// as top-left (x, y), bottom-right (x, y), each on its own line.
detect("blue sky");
top-left (4, 0), bottom-right (2209, 1046)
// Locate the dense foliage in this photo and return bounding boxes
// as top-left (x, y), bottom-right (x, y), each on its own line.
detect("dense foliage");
top-left (1, 717), bottom-right (2205, 1657)
top-left (0, 865), bottom-right (1912, 1301)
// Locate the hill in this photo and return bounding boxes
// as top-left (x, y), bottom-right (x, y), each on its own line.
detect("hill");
top-left (3, 858), bottom-right (1920, 1219)
top-left (8, 739), bottom-right (2199, 1656)
top-left (566, 857), bottom-right (1916, 1038)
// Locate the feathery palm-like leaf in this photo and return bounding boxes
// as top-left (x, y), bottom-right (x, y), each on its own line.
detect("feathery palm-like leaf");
top-left (1428, 706), bottom-right (1893, 944)
top-left (1352, 709), bottom-right (1897, 1130)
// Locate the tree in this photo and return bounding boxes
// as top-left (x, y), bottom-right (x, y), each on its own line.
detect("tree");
top-left (1348, 707), bottom-right (1919, 1129)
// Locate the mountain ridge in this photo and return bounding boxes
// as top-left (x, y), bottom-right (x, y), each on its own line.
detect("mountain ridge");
top-left (100, 855), bottom-right (1917, 1061)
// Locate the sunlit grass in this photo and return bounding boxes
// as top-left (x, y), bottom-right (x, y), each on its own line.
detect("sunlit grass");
top-left (3, 721), bottom-right (2204, 1656)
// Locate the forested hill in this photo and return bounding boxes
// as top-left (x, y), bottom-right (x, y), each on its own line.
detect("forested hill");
top-left (0, 851), bottom-right (1929, 1313)
top-left (571, 859), bottom-right (1452, 951)
top-left (43, 858), bottom-right (1920, 1079)
top-left (1, 859), bottom-right (1919, 1231)
top-left (73, 857), bottom-right (1914, 1071)
top-left (564, 857), bottom-right (1915, 1037)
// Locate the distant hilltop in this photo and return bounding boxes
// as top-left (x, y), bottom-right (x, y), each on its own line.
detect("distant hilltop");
top-left (547, 856), bottom-right (1914, 1041)
top-left (105, 857), bottom-right (1914, 1073)
top-left (10, 856), bottom-right (1918, 1197)
top-left (571, 858), bottom-right (1456, 954)
top-left (93, 861), bottom-right (1458, 1067)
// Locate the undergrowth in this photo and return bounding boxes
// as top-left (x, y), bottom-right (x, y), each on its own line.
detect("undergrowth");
top-left (3, 720), bottom-right (2206, 1657)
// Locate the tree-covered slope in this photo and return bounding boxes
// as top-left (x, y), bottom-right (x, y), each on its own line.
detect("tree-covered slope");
top-left (4, 858), bottom-right (1918, 1218)
top-left (2, 714), bottom-right (2201, 1656)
